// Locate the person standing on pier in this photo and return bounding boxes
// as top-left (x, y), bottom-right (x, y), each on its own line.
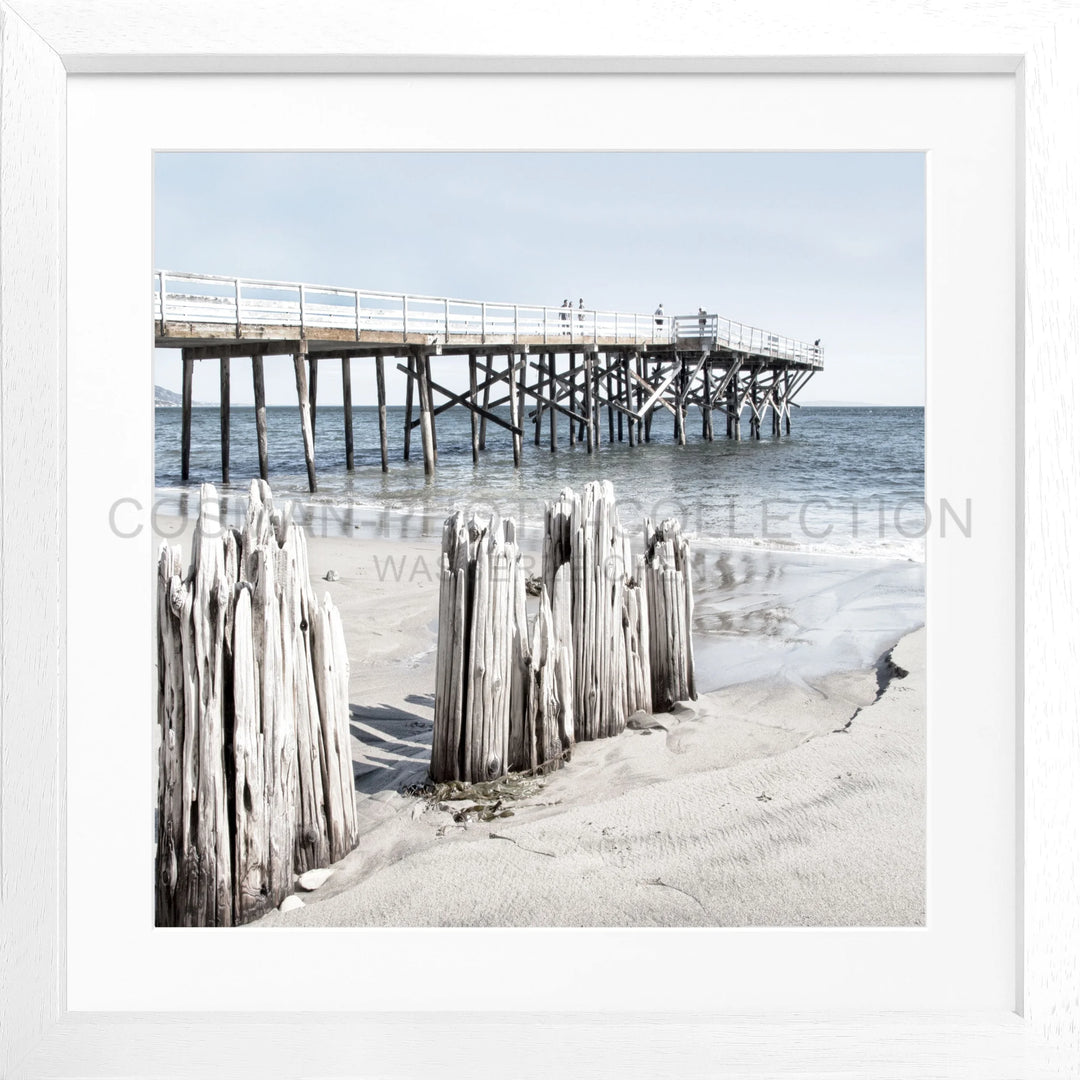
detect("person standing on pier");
top-left (655, 302), bottom-right (665, 329)
top-left (578, 298), bottom-right (585, 323)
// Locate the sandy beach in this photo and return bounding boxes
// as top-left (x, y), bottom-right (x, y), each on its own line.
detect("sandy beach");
top-left (175, 522), bottom-right (926, 929)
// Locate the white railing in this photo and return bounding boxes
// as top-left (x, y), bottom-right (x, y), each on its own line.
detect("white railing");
top-left (153, 271), bottom-right (821, 366)
top-left (154, 271), bottom-right (674, 346)
top-left (672, 313), bottom-right (823, 367)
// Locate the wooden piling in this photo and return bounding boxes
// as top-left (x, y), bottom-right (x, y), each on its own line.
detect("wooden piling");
top-left (293, 346), bottom-right (317, 492)
top-left (549, 352), bottom-right (557, 452)
top-left (674, 355), bottom-right (686, 445)
top-left (640, 517), bottom-right (697, 711)
top-left (417, 349), bottom-right (436, 476)
top-left (508, 352), bottom-right (522, 467)
top-left (375, 353), bottom-right (389, 472)
top-left (432, 482), bottom-right (695, 787)
top-left (403, 353), bottom-right (414, 461)
top-left (468, 351), bottom-right (480, 464)
top-left (534, 352), bottom-right (545, 446)
top-left (702, 361), bottom-right (713, 441)
top-left (516, 351), bottom-right (528, 461)
top-left (630, 349), bottom-right (639, 442)
top-left (606, 362), bottom-right (616, 443)
top-left (584, 353), bottom-right (595, 453)
top-left (424, 351), bottom-right (439, 456)
top-left (219, 355), bottom-right (230, 483)
top-left (156, 481), bottom-right (359, 926)
top-left (252, 353), bottom-right (269, 480)
top-left (181, 351), bottom-right (193, 481)
top-left (479, 353), bottom-right (493, 450)
top-left (308, 354), bottom-right (318, 447)
top-left (342, 356), bottom-right (354, 470)
top-left (568, 353), bottom-right (577, 447)
top-left (785, 371), bottom-right (792, 434)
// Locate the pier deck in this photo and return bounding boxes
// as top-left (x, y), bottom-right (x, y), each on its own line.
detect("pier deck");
top-left (156, 271), bottom-right (823, 491)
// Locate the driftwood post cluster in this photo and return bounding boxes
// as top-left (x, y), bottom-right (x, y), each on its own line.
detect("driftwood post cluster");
top-left (156, 481), bottom-right (359, 927)
top-left (431, 480), bottom-right (696, 784)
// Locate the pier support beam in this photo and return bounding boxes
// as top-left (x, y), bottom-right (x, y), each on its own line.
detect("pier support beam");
top-left (584, 353), bottom-right (595, 453)
top-left (425, 352), bottom-right (438, 457)
top-left (308, 355), bottom-right (318, 448)
top-left (548, 352), bottom-right (557, 452)
top-left (784, 371), bottom-right (792, 434)
top-left (342, 356), bottom-right (355, 469)
top-left (252, 353), bottom-right (269, 480)
top-left (219, 355), bottom-right (230, 483)
top-left (293, 344), bottom-right (317, 492)
top-left (403, 353), bottom-right (414, 461)
top-left (508, 351), bottom-right (522, 467)
top-left (181, 350), bottom-right (193, 481)
top-left (534, 352), bottom-right (545, 446)
top-left (375, 353), bottom-right (389, 472)
top-left (674, 354), bottom-right (686, 446)
top-left (630, 349), bottom-right (639, 442)
top-left (701, 361), bottom-right (713, 441)
top-left (480, 354), bottom-right (493, 450)
top-left (468, 351), bottom-right (480, 464)
top-left (568, 353), bottom-right (577, 447)
top-left (416, 348), bottom-right (436, 476)
top-left (606, 359), bottom-right (615, 444)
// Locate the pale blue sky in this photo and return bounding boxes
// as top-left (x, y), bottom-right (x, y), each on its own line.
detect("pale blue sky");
top-left (154, 151), bottom-right (924, 406)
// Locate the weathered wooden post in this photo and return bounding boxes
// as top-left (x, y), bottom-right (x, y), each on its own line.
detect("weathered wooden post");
top-left (431, 514), bottom-right (527, 782)
top-left (375, 353), bottom-right (389, 471)
top-left (479, 353), bottom-right (493, 450)
top-left (252, 353), bottom-right (269, 480)
top-left (403, 352), bottom-right (414, 461)
top-left (293, 343), bottom-right (317, 492)
top-left (508, 351), bottom-right (522, 467)
top-left (308, 354), bottom-right (319, 446)
top-left (534, 352), bottom-right (545, 446)
top-left (549, 352), bottom-right (557, 452)
top-left (416, 348), bottom-right (436, 476)
top-left (156, 481), bottom-right (359, 926)
top-left (702, 360), bottom-right (712, 441)
top-left (219, 355), bottom-right (230, 482)
top-left (606, 359), bottom-right (616, 443)
top-left (568, 352), bottom-right (578, 447)
top-left (342, 355), bottom-right (355, 469)
top-left (425, 351), bottom-right (439, 457)
top-left (181, 350), bottom-right (194, 481)
top-left (640, 518), bottom-right (697, 711)
top-left (468, 351), bottom-right (480, 464)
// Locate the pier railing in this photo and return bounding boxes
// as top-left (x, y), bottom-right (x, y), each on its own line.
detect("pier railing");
top-left (672, 314), bottom-right (823, 367)
top-left (155, 271), bottom-right (676, 346)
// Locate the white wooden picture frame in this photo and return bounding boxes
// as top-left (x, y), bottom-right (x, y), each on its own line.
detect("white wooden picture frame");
top-left (2, 2), bottom-right (1078, 1075)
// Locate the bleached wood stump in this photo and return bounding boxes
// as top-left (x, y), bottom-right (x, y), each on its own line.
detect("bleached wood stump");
top-left (640, 518), bottom-right (697, 711)
top-left (156, 481), bottom-right (359, 927)
top-left (431, 481), bottom-right (695, 785)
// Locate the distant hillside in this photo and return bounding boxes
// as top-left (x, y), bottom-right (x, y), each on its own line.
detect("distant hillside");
top-left (156, 385), bottom-right (210, 407)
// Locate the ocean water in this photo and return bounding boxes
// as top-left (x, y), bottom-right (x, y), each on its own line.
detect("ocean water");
top-left (156, 405), bottom-right (925, 558)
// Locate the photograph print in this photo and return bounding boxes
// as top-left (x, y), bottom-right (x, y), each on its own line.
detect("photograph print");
top-left (152, 151), bottom-right (929, 928)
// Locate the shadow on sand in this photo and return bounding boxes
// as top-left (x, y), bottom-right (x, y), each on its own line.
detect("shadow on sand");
top-left (349, 697), bottom-right (434, 795)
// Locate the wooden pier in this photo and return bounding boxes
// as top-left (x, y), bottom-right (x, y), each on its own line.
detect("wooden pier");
top-left (156, 271), bottom-right (824, 492)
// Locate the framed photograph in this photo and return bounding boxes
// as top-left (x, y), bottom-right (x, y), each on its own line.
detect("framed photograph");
top-left (2, 2), bottom-right (1077, 1076)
